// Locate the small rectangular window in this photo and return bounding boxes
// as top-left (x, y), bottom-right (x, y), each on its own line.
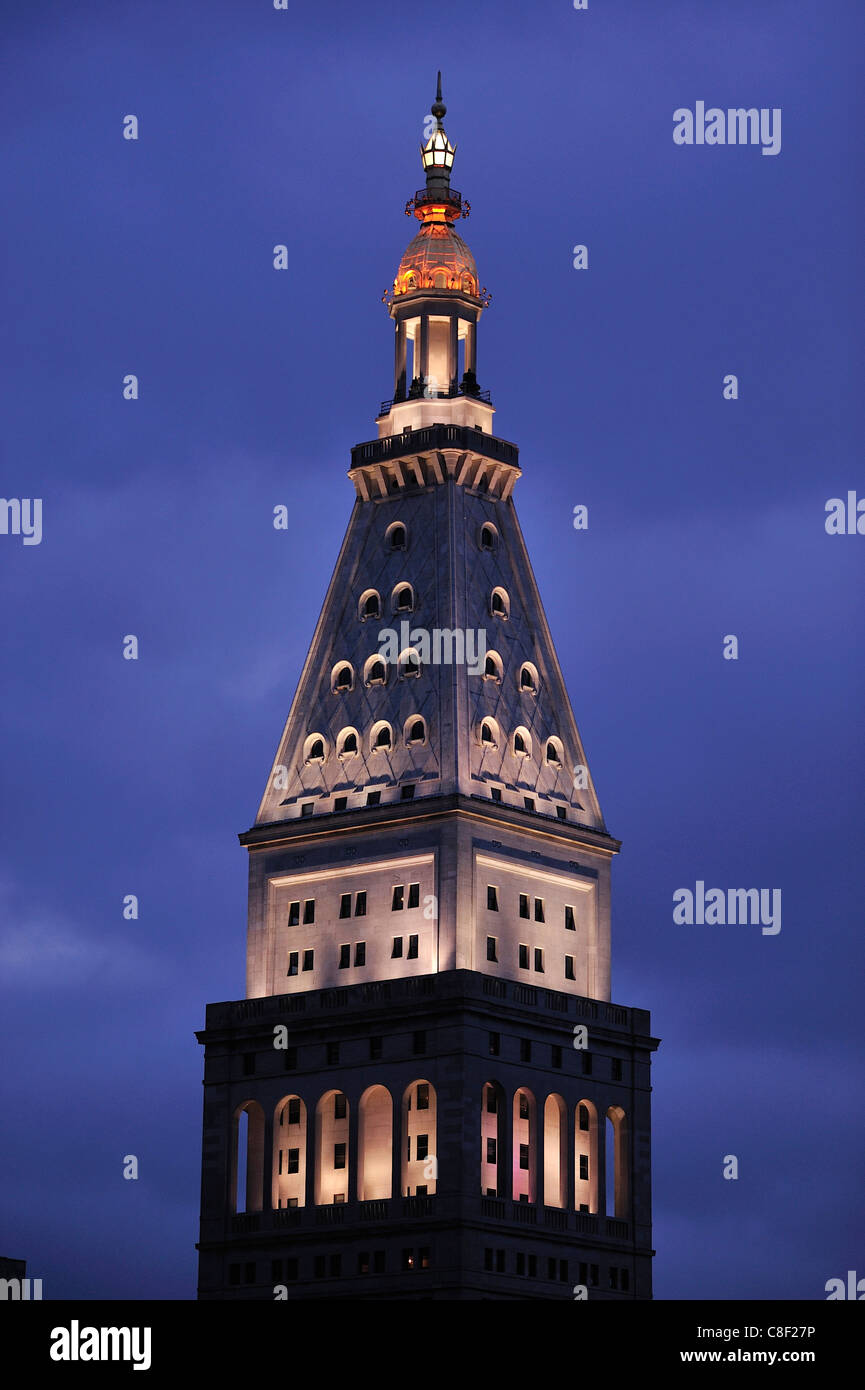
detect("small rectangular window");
top-left (582, 1052), bottom-right (593, 1075)
top-left (518, 944), bottom-right (529, 969)
top-left (519, 893), bottom-right (529, 919)
top-left (392, 936), bottom-right (403, 957)
top-left (520, 1038), bottom-right (531, 1063)
top-left (551, 1044), bottom-right (562, 1068)
top-left (486, 1088), bottom-right (497, 1114)
top-left (407, 934), bottom-right (418, 959)
top-left (578, 1104), bottom-right (590, 1131)
top-left (406, 1136), bottom-right (411, 1161)
top-left (358, 1252), bottom-right (370, 1275)
top-left (491, 787), bottom-right (502, 802)
top-left (300, 802), bottom-right (314, 818)
top-left (528, 1255), bottom-right (537, 1277)
top-left (519, 1143), bottom-right (529, 1170)
top-left (590, 1264), bottom-right (599, 1286)
top-left (579, 1262), bottom-right (588, 1285)
top-left (242, 1053), bottom-right (255, 1076)
top-left (612, 1058), bottom-right (622, 1081)
top-left (565, 905), bottom-right (576, 931)
top-left (419, 1247), bottom-right (430, 1269)
top-left (333, 1192), bottom-right (346, 1204)
top-left (565, 955), bottom-right (575, 980)
top-left (487, 885), bottom-right (498, 911)
top-left (287, 951), bottom-right (299, 977)
top-left (516, 1252), bottom-right (526, 1275)
top-left (523, 797), bottom-right (535, 812)
top-left (338, 944), bottom-right (350, 969)
top-left (333, 796), bottom-right (347, 812)
top-left (334, 1142), bottom-right (346, 1170)
top-left (334, 1093), bottom-right (346, 1119)
top-left (609, 1267), bottom-right (619, 1289)
top-left (287, 1098), bottom-right (301, 1125)
top-left (488, 1032), bottom-right (500, 1057)
top-left (534, 947), bottom-right (544, 973)
top-left (283, 1046), bottom-right (297, 1070)
top-left (287, 1148), bottom-right (299, 1174)
top-left (330, 1254), bottom-right (341, 1277)
top-left (486, 1138), bottom-right (497, 1164)
top-left (288, 901), bottom-right (300, 927)
top-left (392, 885), bottom-right (405, 911)
top-left (496, 1250), bottom-right (505, 1272)
top-left (486, 936), bottom-right (497, 962)
top-left (401, 784), bottom-right (415, 800)
top-left (355, 891), bottom-right (367, 916)
top-left (417, 1134), bottom-right (429, 1161)
top-left (327, 1042), bottom-right (339, 1065)
top-left (556, 806), bottom-right (566, 821)
top-left (354, 941), bottom-right (366, 966)
top-left (370, 1035), bottom-right (382, 1060)
top-left (302, 949), bottom-right (314, 972)
top-left (534, 897), bottom-right (544, 922)
top-left (373, 1250), bottom-right (385, 1274)
top-left (401, 1250), bottom-right (414, 1272)
top-left (559, 1259), bottom-right (568, 1283)
top-left (339, 893), bottom-right (352, 919)
top-left (303, 899), bottom-right (315, 924)
top-left (413, 1029), bottom-right (426, 1054)
top-left (519, 1093), bottom-right (529, 1119)
top-left (367, 791), bottom-right (381, 806)
top-left (548, 1257), bottom-right (557, 1281)
top-left (579, 1154), bottom-right (589, 1180)
top-left (407, 882), bottom-right (420, 908)
top-left (484, 1248), bottom-right (494, 1272)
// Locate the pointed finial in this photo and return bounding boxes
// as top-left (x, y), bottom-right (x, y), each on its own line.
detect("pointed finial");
top-left (431, 71), bottom-right (446, 124)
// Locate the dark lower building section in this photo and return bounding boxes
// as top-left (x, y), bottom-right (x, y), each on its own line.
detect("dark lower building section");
top-left (196, 970), bottom-right (658, 1299)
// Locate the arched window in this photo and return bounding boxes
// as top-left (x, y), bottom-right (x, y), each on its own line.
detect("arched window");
top-left (337, 728), bottom-right (359, 759)
top-left (575, 1099), bottom-right (599, 1214)
top-left (386, 521), bottom-right (407, 551)
top-left (490, 587), bottom-right (510, 619)
top-left (519, 662), bottom-right (539, 693)
top-left (479, 523), bottom-right (498, 552)
top-left (513, 727), bottom-right (532, 758)
top-left (371, 721), bottom-right (393, 752)
top-left (402, 1080), bottom-right (438, 1197)
top-left (399, 648), bottom-right (422, 679)
top-left (512, 1088), bottom-right (537, 1203)
top-left (480, 718), bottom-right (499, 748)
top-left (314, 1091), bottom-right (349, 1206)
top-left (232, 1101), bottom-right (264, 1215)
top-left (332, 662), bottom-right (354, 692)
top-left (358, 1085), bottom-right (393, 1201)
top-left (359, 589), bottom-right (381, 621)
top-left (364, 655), bottom-right (388, 686)
top-left (543, 1094), bottom-right (567, 1210)
top-left (392, 583), bottom-right (415, 614)
top-left (480, 1081), bottom-right (506, 1197)
top-left (483, 651), bottom-right (503, 683)
top-left (273, 1096), bottom-right (307, 1210)
top-left (546, 737), bottom-right (564, 766)
top-left (606, 1105), bottom-right (629, 1219)
top-left (405, 716), bottom-right (427, 745)
top-left (304, 733), bottom-right (326, 764)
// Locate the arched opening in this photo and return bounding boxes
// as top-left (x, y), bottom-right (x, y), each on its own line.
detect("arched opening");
top-left (273, 1096), bottom-right (307, 1209)
top-left (337, 728), bottom-right (359, 758)
top-left (387, 522), bottom-right (407, 551)
top-left (480, 523), bottom-right (498, 551)
top-left (392, 583), bottom-right (415, 614)
top-left (480, 1081), bottom-right (506, 1197)
top-left (315, 1090), bottom-right (349, 1206)
top-left (359, 590), bottom-right (381, 621)
top-left (483, 651), bottom-right (503, 683)
top-left (358, 1085), bottom-right (393, 1201)
top-left (513, 727), bottom-right (532, 758)
top-left (606, 1105), bottom-right (629, 1218)
top-left (371, 721), bottom-right (393, 752)
top-left (512, 1088), bottom-right (537, 1203)
top-left (405, 716), bottom-right (426, 745)
top-left (543, 1093), bottom-right (567, 1209)
top-left (490, 587), bottom-right (510, 619)
top-left (519, 662), bottom-right (538, 693)
top-left (398, 648), bottom-right (422, 679)
top-left (304, 734), bottom-right (326, 764)
top-left (402, 1080), bottom-right (438, 1196)
top-left (575, 1099), bottom-right (599, 1213)
top-left (232, 1101), bottom-right (264, 1215)
top-left (480, 718), bottom-right (499, 747)
top-left (546, 737), bottom-right (564, 766)
top-left (364, 655), bottom-right (387, 686)
top-left (332, 662), bottom-right (353, 692)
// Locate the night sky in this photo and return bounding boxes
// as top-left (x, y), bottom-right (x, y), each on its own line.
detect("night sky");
top-left (1, 0), bottom-right (863, 1300)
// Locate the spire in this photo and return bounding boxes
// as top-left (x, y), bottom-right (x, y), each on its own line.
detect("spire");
top-left (419, 71), bottom-right (456, 206)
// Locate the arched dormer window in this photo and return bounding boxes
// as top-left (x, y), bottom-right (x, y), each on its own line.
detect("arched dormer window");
top-left (392, 583), bottom-right (415, 615)
top-left (490, 587), bottom-right (510, 620)
top-left (519, 662), bottom-right (539, 693)
top-left (545, 737), bottom-right (564, 767)
top-left (483, 651), bottom-right (503, 683)
top-left (480, 523), bottom-right (498, 552)
top-left (513, 727), bottom-right (532, 758)
top-left (399, 648), bottom-right (422, 679)
top-left (332, 662), bottom-right (354, 693)
top-left (405, 716), bottom-right (427, 746)
top-left (359, 589), bottom-right (381, 621)
top-left (364, 655), bottom-right (388, 686)
top-left (387, 521), bottom-right (407, 552)
top-left (480, 718), bottom-right (499, 748)
top-left (337, 729), bottom-right (359, 759)
top-left (371, 721), bottom-right (393, 752)
top-left (304, 734), bottom-right (326, 764)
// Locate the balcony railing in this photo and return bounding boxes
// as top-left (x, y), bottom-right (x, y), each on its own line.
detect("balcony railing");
top-left (350, 423), bottom-right (519, 473)
top-left (379, 385), bottom-right (491, 416)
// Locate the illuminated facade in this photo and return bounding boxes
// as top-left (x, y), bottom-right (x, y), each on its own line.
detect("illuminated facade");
top-left (196, 77), bottom-right (658, 1300)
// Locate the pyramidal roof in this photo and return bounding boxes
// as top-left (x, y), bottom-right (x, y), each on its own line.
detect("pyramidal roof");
top-left (252, 81), bottom-right (609, 845)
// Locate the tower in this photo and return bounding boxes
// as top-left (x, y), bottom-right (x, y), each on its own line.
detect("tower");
top-left (196, 78), bottom-right (658, 1300)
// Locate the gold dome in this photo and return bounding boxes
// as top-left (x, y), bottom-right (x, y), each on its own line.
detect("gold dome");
top-left (394, 221), bottom-right (479, 298)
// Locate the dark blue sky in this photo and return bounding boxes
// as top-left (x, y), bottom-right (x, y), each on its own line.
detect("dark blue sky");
top-left (1, 0), bottom-right (863, 1299)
